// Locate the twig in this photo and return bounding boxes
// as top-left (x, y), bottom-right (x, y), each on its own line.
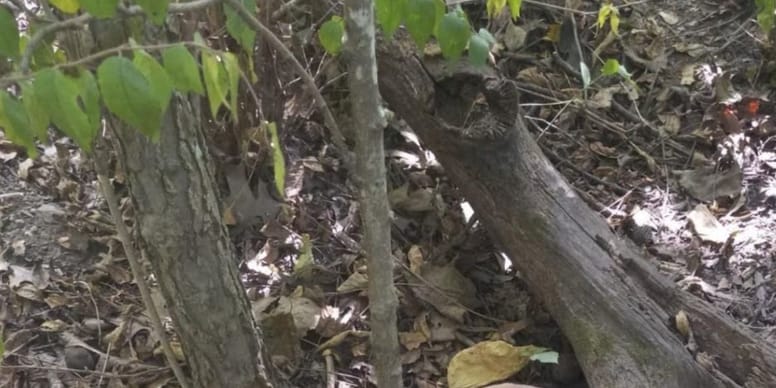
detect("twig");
top-left (221, 0), bottom-right (353, 172)
top-left (92, 139), bottom-right (191, 388)
top-left (270, 0), bottom-right (301, 20)
top-left (19, 0), bottom-right (220, 73)
top-left (3, 41), bottom-right (214, 87)
top-left (0, 192), bottom-right (24, 200)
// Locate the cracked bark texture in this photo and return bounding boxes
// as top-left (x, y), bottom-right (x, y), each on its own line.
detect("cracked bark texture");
top-left (108, 95), bottom-right (277, 388)
top-left (86, 18), bottom-right (279, 388)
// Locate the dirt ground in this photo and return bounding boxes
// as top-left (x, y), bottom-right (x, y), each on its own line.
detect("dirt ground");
top-left (2, 0), bottom-right (776, 387)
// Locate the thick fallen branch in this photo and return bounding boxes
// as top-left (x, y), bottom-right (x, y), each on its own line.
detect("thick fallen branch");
top-left (376, 37), bottom-right (776, 388)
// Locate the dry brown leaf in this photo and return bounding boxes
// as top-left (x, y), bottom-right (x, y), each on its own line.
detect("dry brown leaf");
top-left (337, 270), bottom-right (368, 293)
top-left (411, 263), bottom-right (478, 322)
top-left (448, 341), bottom-right (545, 388)
top-left (675, 164), bottom-right (742, 202)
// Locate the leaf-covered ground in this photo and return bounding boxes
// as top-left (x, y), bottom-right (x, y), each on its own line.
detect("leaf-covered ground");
top-left (2, 0), bottom-right (776, 387)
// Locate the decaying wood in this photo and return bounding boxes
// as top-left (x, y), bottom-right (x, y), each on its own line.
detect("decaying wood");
top-left (376, 36), bottom-right (776, 388)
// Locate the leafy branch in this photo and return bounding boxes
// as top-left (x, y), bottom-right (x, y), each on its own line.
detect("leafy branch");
top-left (18, 0), bottom-right (220, 73)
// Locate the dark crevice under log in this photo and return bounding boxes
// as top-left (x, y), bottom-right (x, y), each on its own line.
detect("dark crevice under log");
top-left (376, 36), bottom-right (776, 388)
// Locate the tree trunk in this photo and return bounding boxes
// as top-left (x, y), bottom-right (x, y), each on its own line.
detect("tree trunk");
top-left (107, 95), bottom-right (276, 388)
top-left (376, 36), bottom-right (776, 388)
top-left (344, 1), bottom-right (402, 387)
top-left (80, 18), bottom-right (277, 388)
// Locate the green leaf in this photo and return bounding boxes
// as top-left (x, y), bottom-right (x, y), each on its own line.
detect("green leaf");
top-left (34, 69), bottom-right (96, 151)
top-left (133, 50), bottom-right (173, 112)
top-left (597, 3), bottom-right (613, 29)
top-left (71, 69), bottom-right (101, 145)
top-left (376, 0), bottom-right (406, 37)
top-left (20, 28), bottom-right (57, 69)
top-left (530, 351), bottom-right (559, 364)
top-left (135, 0), bottom-right (169, 25)
top-left (20, 82), bottom-right (49, 140)
top-left (202, 51), bottom-right (229, 117)
top-left (266, 121), bottom-right (285, 199)
top-left (477, 28), bottom-right (496, 45)
top-left (223, 52), bottom-right (240, 121)
top-left (225, 0), bottom-right (256, 53)
top-left (318, 16), bottom-right (344, 55)
top-left (80, 0), bottom-right (119, 18)
top-left (162, 45), bottom-right (204, 94)
top-left (0, 91), bottom-right (37, 157)
top-left (601, 58), bottom-right (620, 76)
top-left (97, 56), bottom-right (164, 140)
top-left (507, 0), bottom-right (522, 19)
top-left (0, 6), bottom-right (19, 58)
top-left (486, 0), bottom-right (506, 18)
top-left (437, 12), bottom-right (470, 61)
top-left (757, 0), bottom-right (776, 33)
top-left (49, 0), bottom-right (80, 14)
top-left (406, 0), bottom-right (437, 47)
top-left (580, 61), bottom-right (591, 89)
top-left (468, 33), bottom-right (489, 67)
top-left (432, 0), bottom-right (445, 35)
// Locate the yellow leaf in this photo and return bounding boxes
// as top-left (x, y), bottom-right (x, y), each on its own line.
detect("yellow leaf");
top-left (448, 341), bottom-right (546, 388)
top-left (597, 4), bottom-right (613, 29)
top-left (486, 0), bottom-right (507, 18)
top-left (609, 10), bottom-right (620, 34)
top-left (50, 0), bottom-right (80, 14)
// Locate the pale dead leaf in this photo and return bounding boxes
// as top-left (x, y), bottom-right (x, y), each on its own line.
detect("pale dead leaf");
top-left (658, 11), bottom-right (679, 25)
top-left (588, 87), bottom-right (617, 109)
top-left (399, 331), bottom-right (429, 350)
top-left (408, 245), bottom-right (424, 275)
top-left (448, 341), bottom-right (546, 388)
top-left (17, 158), bottom-right (33, 179)
top-left (40, 319), bottom-right (67, 332)
top-left (674, 310), bottom-right (691, 340)
top-left (673, 42), bottom-right (707, 57)
top-left (503, 24), bottom-right (527, 51)
top-left (337, 270), bottom-right (368, 293)
top-left (14, 282), bottom-right (43, 301)
top-left (273, 296), bottom-right (321, 336)
top-left (687, 204), bottom-right (730, 244)
top-left (681, 64), bottom-right (696, 85)
top-left (11, 239), bottom-right (25, 256)
top-left (658, 114), bottom-right (681, 136)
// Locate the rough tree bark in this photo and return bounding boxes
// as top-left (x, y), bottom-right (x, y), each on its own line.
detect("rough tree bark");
top-left (343, 1), bottom-right (402, 386)
top-left (376, 36), bottom-right (776, 388)
top-left (86, 20), bottom-right (278, 388)
top-left (107, 96), bottom-right (277, 388)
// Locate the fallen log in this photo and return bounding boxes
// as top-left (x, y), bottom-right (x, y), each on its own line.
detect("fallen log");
top-left (376, 37), bottom-right (776, 388)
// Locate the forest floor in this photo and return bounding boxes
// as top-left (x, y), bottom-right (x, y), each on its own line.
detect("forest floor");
top-left (2, 0), bottom-right (776, 387)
